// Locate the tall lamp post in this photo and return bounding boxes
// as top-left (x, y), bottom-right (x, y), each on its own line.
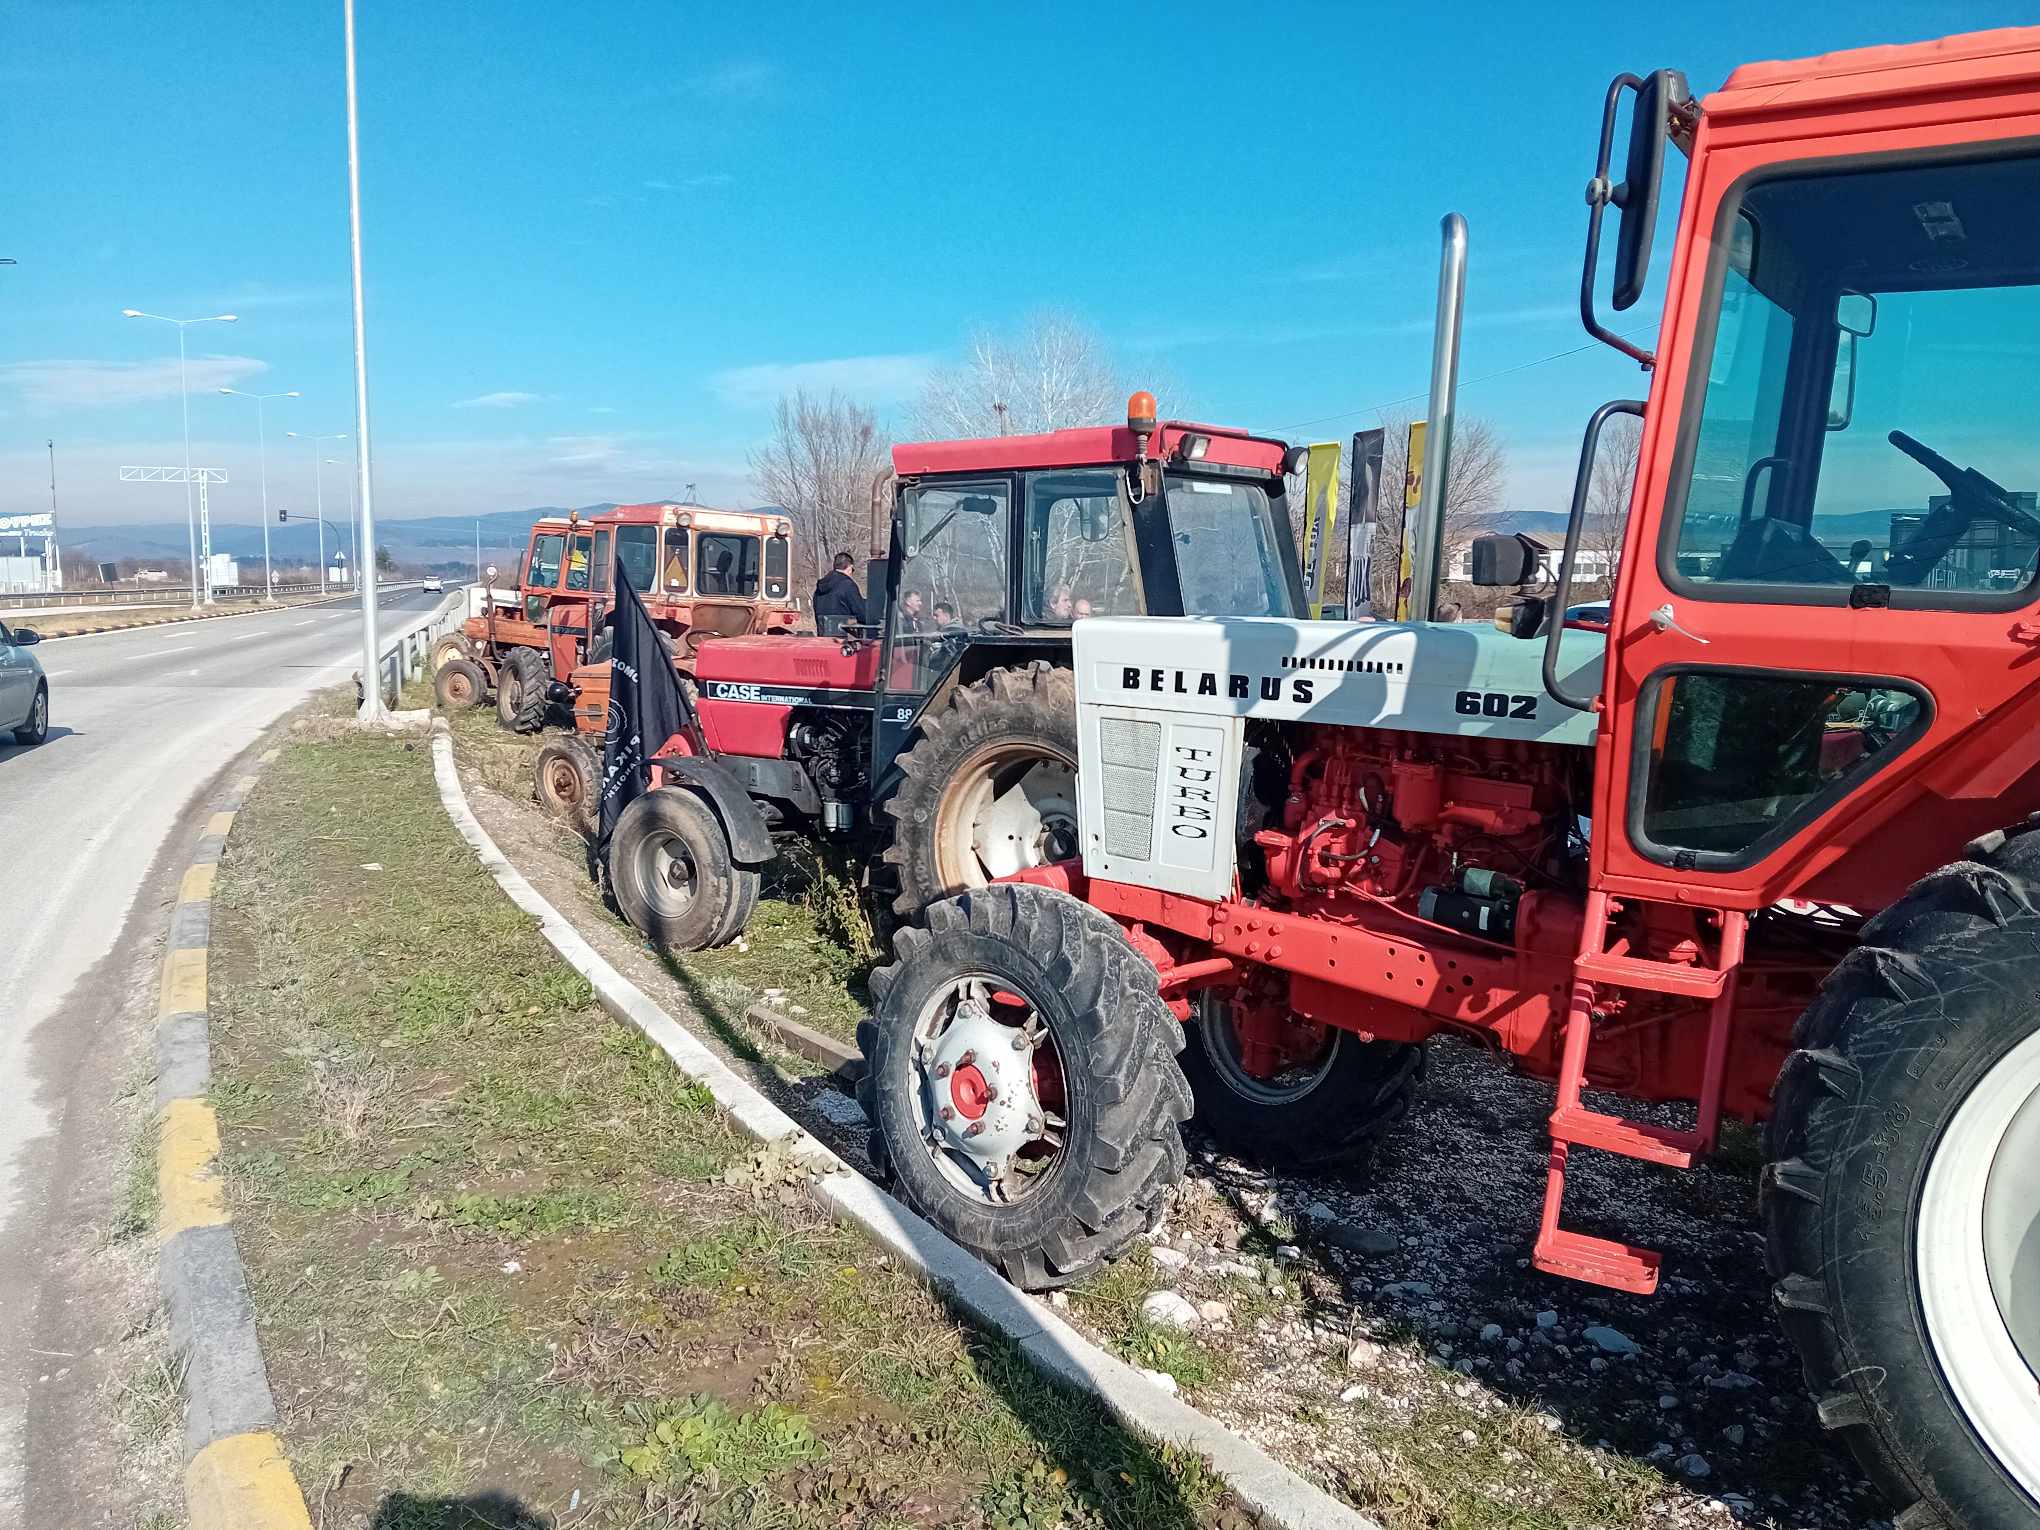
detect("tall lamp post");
top-left (121, 308), bottom-right (237, 606)
top-left (287, 431), bottom-right (347, 594)
top-left (327, 457), bottom-right (358, 576)
top-left (219, 386), bottom-right (300, 600)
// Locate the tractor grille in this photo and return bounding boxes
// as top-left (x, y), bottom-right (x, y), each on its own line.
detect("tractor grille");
top-left (1097, 716), bottom-right (1161, 860)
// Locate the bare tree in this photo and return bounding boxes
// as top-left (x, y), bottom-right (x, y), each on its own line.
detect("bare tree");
top-left (1362, 411), bottom-right (1509, 616)
top-left (750, 389), bottom-right (888, 595)
top-left (909, 311), bottom-right (1122, 440)
top-left (1578, 414), bottom-right (1642, 598)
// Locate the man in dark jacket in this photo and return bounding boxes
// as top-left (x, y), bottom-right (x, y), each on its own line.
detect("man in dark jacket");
top-left (813, 552), bottom-right (868, 635)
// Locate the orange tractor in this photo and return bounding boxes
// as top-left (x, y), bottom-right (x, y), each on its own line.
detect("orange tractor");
top-left (858, 28), bottom-right (2040, 1529)
top-left (433, 501), bottom-right (798, 741)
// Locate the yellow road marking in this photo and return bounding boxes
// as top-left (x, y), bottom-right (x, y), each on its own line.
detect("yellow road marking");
top-left (158, 1098), bottom-right (228, 1241)
top-left (160, 945), bottom-right (207, 1015)
top-left (179, 863), bottom-right (218, 904)
top-left (206, 811), bottom-right (236, 838)
top-left (184, 1431), bottom-right (314, 1530)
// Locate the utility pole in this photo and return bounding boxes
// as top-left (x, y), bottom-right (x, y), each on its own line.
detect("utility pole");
top-left (344, 0), bottom-right (383, 722)
top-left (220, 387), bottom-right (300, 600)
top-left (45, 440), bottom-right (61, 591)
top-left (474, 519), bottom-right (482, 586)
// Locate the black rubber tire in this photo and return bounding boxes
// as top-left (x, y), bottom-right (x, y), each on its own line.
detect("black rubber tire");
top-left (606, 787), bottom-right (737, 951)
top-left (856, 882), bottom-right (1191, 1290)
top-left (1181, 1000), bottom-right (1424, 1171)
top-left (434, 657), bottom-right (487, 711)
top-left (533, 735), bottom-right (600, 837)
top-left (13, 683), bottom-right (48, 745)
top-left (496, 646), bottom-right (549, 734)
top-left (705, 859), bottom-right (761, 950)
top-left (880, 664), bottom-right (1077, 919)
top-left (1764, 830), bottom-right (2040, 1530)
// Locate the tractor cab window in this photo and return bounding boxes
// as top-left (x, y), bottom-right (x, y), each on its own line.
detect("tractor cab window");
top-left (591, 529), bottom-right (612, 593)
top-left (1164, 475), bottom-right (1295, 617)
top-left (764, 534), bottom-right (790, 600)
top-left (1669, 152), bottom-right (2040, 602)
top-left (1022, 469), bottom-right (1137, 623)
top-left (528, 533), bottom-right (565, 590)
top-left (659, 527), bottom-right (689, 594)
top-left (1638, 670), bottom-right (1927, 865)
top-left (564, 531), bottom-right (594, 591)
top-left (893, 479), bottom-right (1011, 697)
top-left (696, 533), bottom-right (759, 596)
top-left (613, 524), bottom-right (657, 592)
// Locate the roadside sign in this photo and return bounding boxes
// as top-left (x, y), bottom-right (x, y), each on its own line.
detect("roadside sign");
top-left (1299, 441), bottom-right (1341, 618)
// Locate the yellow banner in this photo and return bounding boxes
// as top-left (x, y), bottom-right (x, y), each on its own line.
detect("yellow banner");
top-left (1300, 441), bottom-right (1341, 618)
top-left (1395, 421), bottom-right (1426, 620)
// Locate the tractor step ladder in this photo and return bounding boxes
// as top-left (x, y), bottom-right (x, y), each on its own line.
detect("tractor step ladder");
top-left (1533, 892), bottom-right (1748, 1295)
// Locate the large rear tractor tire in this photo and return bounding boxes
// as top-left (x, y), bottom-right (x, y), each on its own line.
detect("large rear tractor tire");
top-left (857, 882), bottom-right (1191, 1289)
top-left (607, 788), bottom-right (748, 952)
top-left (1182, 993), bottom-right (1423, 1170)
top-left (880, 664), bottom-right (1078, 919)
top-left (496, 646), bottom-right (549, 734)
top-left (533, 735), bottom-right (600, 837)
top-left (434, 657), bottom-right (487, 711)
top-left (1764, 832), bottom-right (2040, 1529)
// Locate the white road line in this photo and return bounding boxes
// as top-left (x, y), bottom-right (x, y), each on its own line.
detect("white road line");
top-left (146, 644), bottom-right (196, 657)
top-left (293, 620), bottom-right (315, 626)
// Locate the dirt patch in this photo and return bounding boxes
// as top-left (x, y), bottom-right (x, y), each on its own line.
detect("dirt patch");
top-left (441, 713), bottom-right (1887, 1530)
top-left (210, 700), bottom-right (1257, 1530)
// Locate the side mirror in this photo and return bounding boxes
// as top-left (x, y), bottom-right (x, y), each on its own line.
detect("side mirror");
top-left (1609, 69), bottom-right (1682, 311)
top-left (1837, 290), bottom-right (1876, 337)
top-left (13, 628), bottom-right (41, 645)
top-left (1468, 533), bottom-right (1544, 587)
top-left (486, 565), bottom-right (499, 580)
top-left (1494, 597), bottom-right (1546, 640)
top-left (1081, 498), bottom-right (1116, 543)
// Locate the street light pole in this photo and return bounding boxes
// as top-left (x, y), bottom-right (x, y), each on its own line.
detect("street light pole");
top-left (344, 0), bottom-right (384, 723)
top-left (288, 431), bottom-right (348, 595)
top-left (122, 309), bottom-right (237, 607)
top-left (220, 387), bottom-right (300, 600)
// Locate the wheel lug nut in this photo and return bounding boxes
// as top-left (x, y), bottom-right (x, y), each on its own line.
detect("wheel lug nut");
top-left (934, 1062), bottom-right (952, 1079)
top-left (964, 1121), bottom-right (985, 1138)
top-left (958, 1049), bottom-right (975, 1067)
top-left (939, 1105), bottom-right (954, 1121)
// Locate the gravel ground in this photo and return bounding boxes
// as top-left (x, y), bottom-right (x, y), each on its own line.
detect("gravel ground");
top-left (446, 712), bottom-right (1891, 1530)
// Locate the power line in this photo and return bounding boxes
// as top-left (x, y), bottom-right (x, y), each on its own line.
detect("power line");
top-left (1275, 321), bottom-right (1662, 435)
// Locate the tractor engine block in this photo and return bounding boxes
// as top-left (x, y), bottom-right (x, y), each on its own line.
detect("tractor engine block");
top-left (1251, 725), bottom-right (1582, 935)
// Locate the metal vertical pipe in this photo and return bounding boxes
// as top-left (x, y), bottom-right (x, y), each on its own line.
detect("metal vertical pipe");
top-left (344, 0), bottom-right (383, 721)
top-left (314, 453), bottom-right (327, 594)
top-left (178, 326), bottom-right (200, 607)
top-left (45, 439), bottom-right (60, 592)
top-left (257, 399), bottom-right (274, 599)
top-left (1409, 213), bottom-right (1467, 622)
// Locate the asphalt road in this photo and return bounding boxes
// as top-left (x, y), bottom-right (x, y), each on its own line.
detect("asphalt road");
top-left (0, 586), bottom-right (442, 1517)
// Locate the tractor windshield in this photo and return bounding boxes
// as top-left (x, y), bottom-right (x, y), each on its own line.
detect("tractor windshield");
top-left (1666, 150), bottom-right (2040, 601)
top-left (697, 533), bottom-right (760, 596)
top-left (614, 524), bottom-right (658, 593)
top-left (1164, 475), bottom-right (1296, 618)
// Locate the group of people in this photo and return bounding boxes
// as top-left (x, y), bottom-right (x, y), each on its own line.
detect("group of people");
top-left (811, 552), bottom-right (1096, 636)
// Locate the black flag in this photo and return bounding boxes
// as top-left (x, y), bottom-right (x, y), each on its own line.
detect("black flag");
top-left (597, 559), bottom-right (695, 858)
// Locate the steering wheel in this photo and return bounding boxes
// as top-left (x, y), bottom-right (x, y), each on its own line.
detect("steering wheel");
top-left (1890, 431), bottom-right (2040, 539)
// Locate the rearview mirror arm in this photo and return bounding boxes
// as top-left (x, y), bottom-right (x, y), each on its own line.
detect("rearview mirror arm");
top-left (1544, 398), bottom-right (1646, 713)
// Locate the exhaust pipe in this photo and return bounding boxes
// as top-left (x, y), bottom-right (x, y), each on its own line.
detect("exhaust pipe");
top-left (1407, 213), bottom-right (1467, 623)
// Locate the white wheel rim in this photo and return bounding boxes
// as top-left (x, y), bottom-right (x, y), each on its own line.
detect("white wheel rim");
top-left (636, 831), bottom-right (698, 919)
top-left (906, 972), bottom-right (1064, 1205)
top-left (1194, 993), bottom-right (1341, 1105)
top-left (1918, 1025), bottom-right (2040, 1501)
top-left (940, 750), bottom-right (1078, 888)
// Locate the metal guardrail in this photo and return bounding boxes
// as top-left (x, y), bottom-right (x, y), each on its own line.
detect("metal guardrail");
top-left (375, 587), bottom-right (469, 707)
top-left (0, 583), bottom-right (326, 610)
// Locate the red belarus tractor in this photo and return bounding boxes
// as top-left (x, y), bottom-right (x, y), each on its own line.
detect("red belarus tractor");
top-left (434, 501), bottom-right (798, 745)
top-left (857, 30), bottom-right (2040, 1530)
top-left (583, 406), bottom-right (1313, 947)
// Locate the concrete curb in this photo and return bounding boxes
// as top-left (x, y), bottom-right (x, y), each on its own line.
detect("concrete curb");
top-left (428, 721), bottom-right (1378, 1530)
top-left (153, 750), bottom-right (315, 1530)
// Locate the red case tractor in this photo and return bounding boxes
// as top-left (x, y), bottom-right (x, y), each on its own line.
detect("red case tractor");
top-left (584, 406), bottom-right (1315, 946)
top-left (858, 30), bottom-right (2040, 1530)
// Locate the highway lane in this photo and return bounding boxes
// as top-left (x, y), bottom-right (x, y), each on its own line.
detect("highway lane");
top-left (0, 586), bottom-right (442, 1516)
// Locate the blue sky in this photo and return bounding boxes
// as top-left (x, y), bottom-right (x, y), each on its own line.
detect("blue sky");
top-left (0, 0), bottom-right (2013, 533)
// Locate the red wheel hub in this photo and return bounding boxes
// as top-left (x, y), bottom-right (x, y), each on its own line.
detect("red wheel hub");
top-left (950, 1063), bottom-right (991, 1120)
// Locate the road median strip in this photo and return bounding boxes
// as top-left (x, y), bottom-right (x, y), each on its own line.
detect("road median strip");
top-left (153, 744), bottom-right (315, 1530)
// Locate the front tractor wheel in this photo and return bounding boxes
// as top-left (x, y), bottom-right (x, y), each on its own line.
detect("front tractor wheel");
top-left (434, 657), bottom-right (487, 710)
top-left (857, 883), bottom-right (1191, 1289)
top-left (607, 788), bottom-right (758, 952)
top-left (1183, 992), bottom-right (1424, 1171)
top-left (881, 664), bottom-right (1078, 918)
top-left (533, 735), bottom-right (600, 837)
top-left (1764, 837), bottom-right (2040, 1529)
top-left (496, 646), bottom-right (550, 734)
top-left (428, 633), bottom-right (475, 675)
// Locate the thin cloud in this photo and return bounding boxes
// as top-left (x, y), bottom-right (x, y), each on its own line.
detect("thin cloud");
top-left (643, 172), bottom-right (735, 192)
top-left (712, 353), bottom-right (935, 407)
top-left (0, 355), bottom-right (268, 408)
top-left (689, 60), bottom-right (779, 100)
top-left (454, 390), bottom-right (544, 409)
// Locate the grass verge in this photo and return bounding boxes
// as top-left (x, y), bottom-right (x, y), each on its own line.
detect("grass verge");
top-left (210, 699), bottom-right (1250, 1529)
